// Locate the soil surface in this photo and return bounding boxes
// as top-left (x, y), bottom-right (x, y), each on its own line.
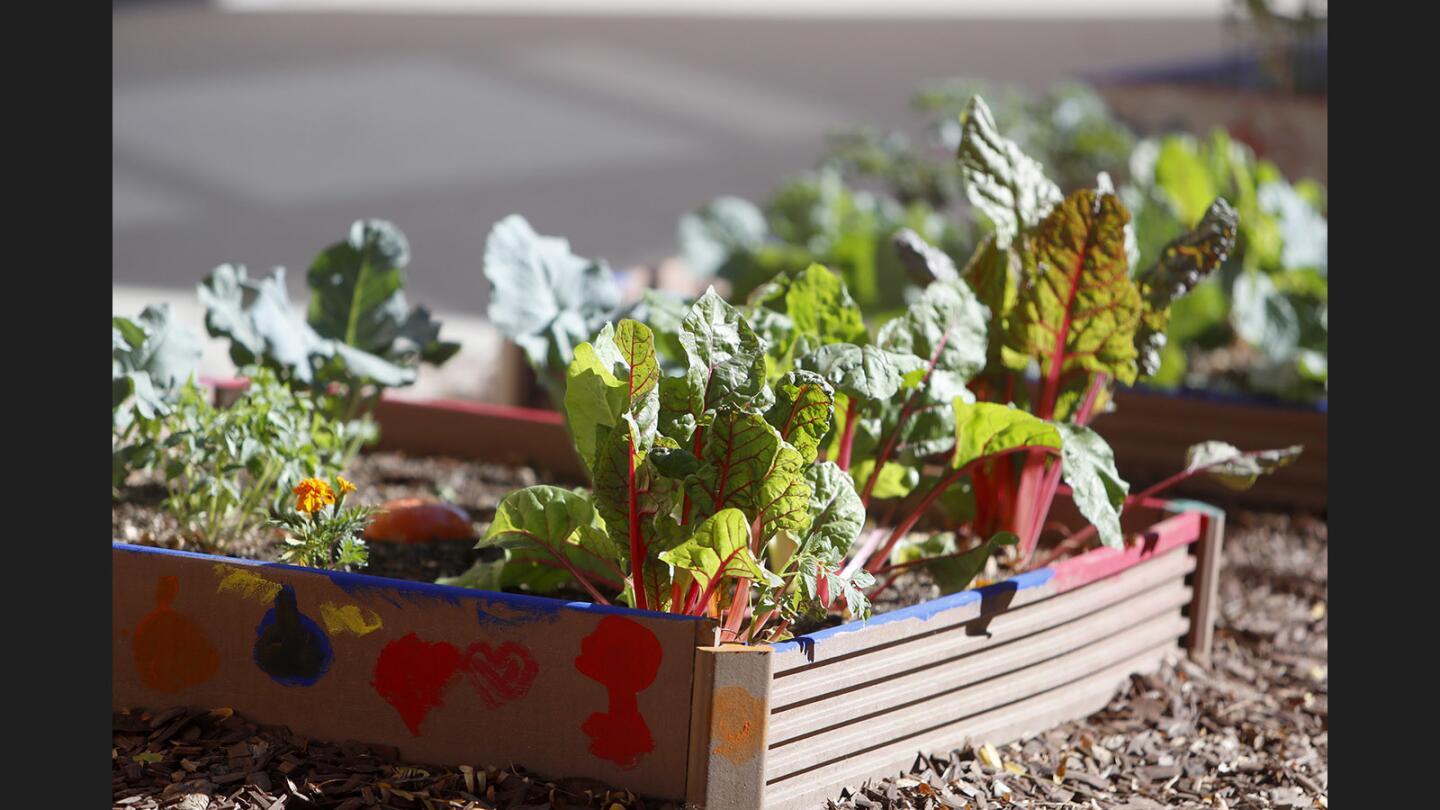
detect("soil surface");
top-left (112, 510), bottom-right (1326, 809)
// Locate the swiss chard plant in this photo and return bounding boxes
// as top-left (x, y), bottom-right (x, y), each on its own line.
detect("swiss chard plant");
top-left (200, 219), bottom-right (459, 426)
top-left (467, 291), bottom-right (873, 642)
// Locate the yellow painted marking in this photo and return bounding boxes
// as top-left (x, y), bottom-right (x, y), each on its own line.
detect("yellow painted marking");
top-left (213, 564), bottom-right (282, 603)
top-left (319, 602), bottom-right (384, 637)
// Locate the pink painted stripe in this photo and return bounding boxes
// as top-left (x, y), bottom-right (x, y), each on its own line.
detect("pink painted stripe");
top-left (1046, 510), bottom-right (1205, 593)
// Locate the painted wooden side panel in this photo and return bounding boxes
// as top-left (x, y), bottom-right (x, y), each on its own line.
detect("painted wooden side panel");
top-left (112, 543), bottom-right (708, 800)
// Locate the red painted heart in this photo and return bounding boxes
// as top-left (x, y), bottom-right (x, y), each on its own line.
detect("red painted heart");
top-left (372, 635), bottom-right (541, 735)
top-left (464, 642), bottom-right (539, 709)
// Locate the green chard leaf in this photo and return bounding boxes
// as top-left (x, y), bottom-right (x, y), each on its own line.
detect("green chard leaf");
top-left (564, 320), bottom-right (661, 474)
top-left (757, 444), bottom-right (813, 539)
top-left (1007, 188), bottom-right (1143, 387)
top-left (480, 485), bottom-right (596, 552)
top-left (961, 235), bottom-right (1020, 371)
top-left (1185, 442), bottom-right (1303, 490)
top-left (1134, 198), bottom-right (1239, 377)
top-left (765, 370), bottom-right (836, 464)
top-left (658, 508), bottom-right (767, 591)
top-left (875, 276), bottom-right (989, 381)
top-left (678, 288), bottom-right (768, 413)
top-left (801, 461), bottom-right (865, 557)
top-left (685, 411), bottom-right (782, 521)
top-left (957, 96), bottom-right (1064, 249)
top-left (781, 263), bottom-right (869, 346)
top-left (797, 343), bottom-right (906, 403)
top-left (951, 400), bottom-right (1062, 469)
top-left (1055, 424), bottom-right (1129, 549)
top-left (895, 531), bottom-right (1017, 594)
top-left (591, 415), bottom-right (677, 582)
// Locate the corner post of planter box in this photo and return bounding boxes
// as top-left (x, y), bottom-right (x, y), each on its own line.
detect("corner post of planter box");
top-left (1180, 502), bottom-right (1226, 667)
top-left (685, 643), bottom-right (773, 810)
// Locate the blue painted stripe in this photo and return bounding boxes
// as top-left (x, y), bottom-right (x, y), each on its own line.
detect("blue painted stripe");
top-left (112, 542), bottom-right (703, 623)
top-left (771, 567), bottom-right (1057, 653)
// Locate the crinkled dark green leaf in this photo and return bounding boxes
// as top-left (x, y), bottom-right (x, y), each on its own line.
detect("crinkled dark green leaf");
top-left (685, 411), bottom-right (781, 521)
top-left (801, 460), bottom-right (865, 557)
top-left (1055, 423), bottom-right (1128, 549)
top-left (679, 288), bottom-right (768, 412)
top-left (797, 343), bottom-right (905, 402)
top-left (757, 444), bottom-right (813, 538)
top-left (765, 370), bottom-right (835, 465)
top-left (957, 96), bottom-right (1063, 249)
top-left (1134, 199), bottom-right (1239, 377)
top-left (1185, 442), bottom-right (1303, 490)
top-left (875, 277), bottom-right (989, 381)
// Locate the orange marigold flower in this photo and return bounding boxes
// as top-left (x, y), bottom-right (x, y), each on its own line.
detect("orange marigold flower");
top-left (337, 476), bottom-right (357, 496)
top-left (293, 477), bottom-right (336, 514)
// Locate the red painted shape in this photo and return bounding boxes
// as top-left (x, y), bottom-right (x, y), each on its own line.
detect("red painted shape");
top-left (574, 616), bottom-right (663, 769)
top-left (373, 635), bottom-right (543, 735)
top-left (132, 576), bottom-right (220, 693)
top-left (463, 642), bottom-right (540, 709)
top-left (371, 633), bottom-right (464, 736)
top-left (364, 498), bottom-right (475, 543)
top-left (1047, 510), bottom-right (1205, 593)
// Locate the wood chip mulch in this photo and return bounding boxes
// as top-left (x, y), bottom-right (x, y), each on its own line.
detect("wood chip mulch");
top-left (829, 511), bottom-right (1328, 810)
top-left (113, 511), bottom-right (1326, 810)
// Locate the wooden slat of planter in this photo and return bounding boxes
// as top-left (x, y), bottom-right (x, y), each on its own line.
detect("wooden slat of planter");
top-left (769, 578), bottom-right (1193, 745)
top-left (771, 548), bottom-right (1194, 705)
top-left (762, 642), bottom-right (1175, 810)
top-left (1185, 511), bottom-right (1226, 666)
top-left (771, 510), bottom-right (1203, 675)
top-left (112, 543), bottom-right (706, 799)
top-left (371, 396), bottom-right (585, 478)
top-left (764, 611), bottom-right (1189, 780)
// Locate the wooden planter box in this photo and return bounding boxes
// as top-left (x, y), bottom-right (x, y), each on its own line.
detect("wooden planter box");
top-left (1100, 387), bottom-right (1327, 512)
top-left (113, 396), bottom-right (1225, 808)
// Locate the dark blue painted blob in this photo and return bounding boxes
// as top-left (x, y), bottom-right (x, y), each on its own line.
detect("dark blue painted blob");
top-left (253, 585), bottom-right (333, 686)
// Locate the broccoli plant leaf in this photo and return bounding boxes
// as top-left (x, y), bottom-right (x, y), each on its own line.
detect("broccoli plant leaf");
top-left (200, 265), bottom-right (330, 385)
top-left (1007, 189), bottom-right (1143, 389)
top-left (1055, 424), bottom-right (1129, 549)
top-left (482, 214), bottom-right (620, 372)
top-left (957, 96), bottom-right (1063, 249)
top-left (951, 401), bottom-right (1062, 469)
top-left (1185, 442), bottom-right (1303, 490)
top-left (112, 304), bottom-right (202, 419)
top-left (765, 370), bottom-right (835, 465)
top-left (678, 196), bottom-right (770, 278)
top-left (1134, 199), bottom-right (1239, 377)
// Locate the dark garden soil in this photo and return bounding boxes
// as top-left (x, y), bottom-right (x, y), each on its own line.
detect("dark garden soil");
top-left (113, 510), bottom-right (1326, 810)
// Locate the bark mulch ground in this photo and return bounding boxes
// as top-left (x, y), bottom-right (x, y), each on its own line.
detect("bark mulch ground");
top-left (113, 511), bottom-right (1326, 810)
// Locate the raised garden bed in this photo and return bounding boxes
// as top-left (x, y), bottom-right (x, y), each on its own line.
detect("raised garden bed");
top-left (113, 396), bottom-right (1225, 809)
